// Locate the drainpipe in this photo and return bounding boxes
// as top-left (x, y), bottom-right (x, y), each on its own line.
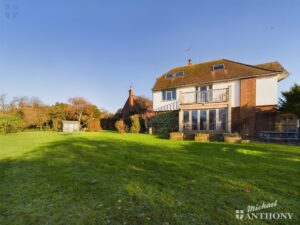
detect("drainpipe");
top-left (228, 85), bottom-right (232, 134)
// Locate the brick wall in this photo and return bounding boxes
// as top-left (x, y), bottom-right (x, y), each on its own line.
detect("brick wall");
top-left (239, 77), bottom-right (256, 136)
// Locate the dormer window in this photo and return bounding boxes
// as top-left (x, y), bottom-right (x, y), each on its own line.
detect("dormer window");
top-left (212, 64), bottom-right (225, 71)
top-left (165, 71), bottom-right (184, 79)
top-left (175, 71), bottom-right (184, 77)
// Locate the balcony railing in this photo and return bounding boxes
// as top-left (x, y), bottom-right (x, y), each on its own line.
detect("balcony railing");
top-left (180, 88), bottom-right (229, 104)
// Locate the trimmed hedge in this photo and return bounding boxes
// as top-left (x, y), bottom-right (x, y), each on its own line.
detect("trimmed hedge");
top-left (87, 118), bottom-right (101, 132)
top-left (149, 111), bottom-right (178, 135)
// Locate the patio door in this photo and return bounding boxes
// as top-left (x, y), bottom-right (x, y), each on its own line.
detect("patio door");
top-left (183, 111), bottom-right (190, 130)
top-left (192, 110), bottom-right (198, 130)
top-left (182, 108), bottom-right (228, 132)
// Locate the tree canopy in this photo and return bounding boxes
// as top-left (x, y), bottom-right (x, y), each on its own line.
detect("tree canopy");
top-left (0, 95), bottom-right (106, 133)
top-left (279, 83), bottom-right (300, 119)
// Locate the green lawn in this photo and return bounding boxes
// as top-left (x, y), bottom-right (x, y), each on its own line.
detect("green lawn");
top-left (0, 131), bottom-right (299, 225)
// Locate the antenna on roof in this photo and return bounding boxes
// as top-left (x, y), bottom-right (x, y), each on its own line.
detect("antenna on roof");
top-left (185, 46), bottom-right (192, 59)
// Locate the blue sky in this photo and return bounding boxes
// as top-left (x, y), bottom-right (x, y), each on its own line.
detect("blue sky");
top-left (0, 0), bottom-right (299, 112)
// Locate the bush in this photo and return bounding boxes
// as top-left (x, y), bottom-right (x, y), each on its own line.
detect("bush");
top-left (130, 114), bottom-right (140, 133)
top-left (115, 119), bottom-right (126, 133)
top-left (101, 117), bottom-right (118, 130)
top-left (149, 111), bottom-right (178, 135)
top-left (0, 113), bottom-right (23, 133)
top-left (87, 118), bottom-right (101, 132)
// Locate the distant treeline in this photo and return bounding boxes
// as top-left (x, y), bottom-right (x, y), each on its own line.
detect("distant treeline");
top-left (0, 95), bottom-right (112, 133)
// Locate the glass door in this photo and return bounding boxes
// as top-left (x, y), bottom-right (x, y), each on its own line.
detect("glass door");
top-left (218, 108), bottom-right (227, 131)
top-left (200, 110), bottom-right (207, 130)
top-left (183, 111), bottom-right (190, 130)
top-left (209, 109), bottom-right (216, 130)
top-left (192, 110), bottom-right (198, 130)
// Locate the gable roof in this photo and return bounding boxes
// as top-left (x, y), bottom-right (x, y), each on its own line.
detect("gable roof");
top-left (255, 61), bottom-right (286, 72)
top-left (120, 95), bottom-right (152, 118)
top-left (152, 59), bottom-right (288, 91)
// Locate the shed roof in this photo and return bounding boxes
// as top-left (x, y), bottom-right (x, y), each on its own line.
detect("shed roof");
top-left (62, 120), bottom-right (80, 125)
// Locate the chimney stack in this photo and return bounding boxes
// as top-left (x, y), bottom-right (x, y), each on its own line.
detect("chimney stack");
top-left (129, 85), bottom-right (134, 107)
top-left (188, 59), bottom-right (192, 65)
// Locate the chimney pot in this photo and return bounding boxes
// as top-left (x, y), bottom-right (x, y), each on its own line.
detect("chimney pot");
top-left (129, 86), bottom-right (134, 107)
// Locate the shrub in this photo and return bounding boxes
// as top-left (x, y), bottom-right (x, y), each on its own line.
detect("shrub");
top-left (149, 111), bottom-right (178, 135)
top-left (87, 118), bottom-right (101, 132)
top-left (101, 117), bottom-right (118, 130)
top-left (115, 119), bottom-right (126, 133)
top-left (0, 113), bottom-right (23, 133)
top-left (130, 114), bottom-right (140, 133)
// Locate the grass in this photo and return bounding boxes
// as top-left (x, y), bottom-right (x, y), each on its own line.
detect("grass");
top-left (0, 131), bottom-right (299, 225)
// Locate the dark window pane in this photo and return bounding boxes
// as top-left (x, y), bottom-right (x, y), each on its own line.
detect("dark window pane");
top-left (209, 109), bottom-right (216, 130)
top-left (200, 86), bottom-right (207, 102)
top-left (183, 111), bottom-right (190, 130)
top-left (166, 91), bottom-right (172, 100)
top-left (200, 86), bottom-right (207, 91)
top-left (175, 71), bottom-right (184, 77)
top-left (192, 110), bottom-right (198, 130)
top-left (184, 111), bottom-right (189, 123)
top-left (165, 74), bottom-right (173, 78)
top-left (162, 91), bottom-right (166, 101)
top-left (219, 108), bottom-right (227, 131)
top-left (172, 89), bottom-right (176, 99)
top-left (212, 64), bottom-right (225, 71)
top-left (200, 110), bottom-right (206, 130)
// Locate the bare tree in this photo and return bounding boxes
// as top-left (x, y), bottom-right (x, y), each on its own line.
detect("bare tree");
top-left (68, 97), bottom-right (90, 123)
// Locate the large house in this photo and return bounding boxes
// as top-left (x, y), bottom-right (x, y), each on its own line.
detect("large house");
top-left (152, 59), bottom-right (289, 135)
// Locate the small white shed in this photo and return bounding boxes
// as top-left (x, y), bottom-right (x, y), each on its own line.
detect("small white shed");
top-left (62, 120), bottom-right (80, 133)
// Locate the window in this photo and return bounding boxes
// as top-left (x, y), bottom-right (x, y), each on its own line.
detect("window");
top-left (219, 108), bottom-right (227, 131)
top-left (192, 110), bottom-right (198, 130)
top-left (209, 109), bottom-right (216, 130)
top-left (200, 110), bottom-right (206, 130)
top-left (175, 71), bottom-right (184, 77)
top-left (200, 86), bottom-right (207, 102)
top-left (165, 71), bottom-right (184, 79)
top-left (183, 111), bottom-right (190, 130)
top-left (212, 64), bottom-right (225, 71)
top-left (166, 91), bottom-right (172, 100)
top-left (165, 73), bottom-right (174, 78)
top-left (162, 89), bottom-right (176, 101)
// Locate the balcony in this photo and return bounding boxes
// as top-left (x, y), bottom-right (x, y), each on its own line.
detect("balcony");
top-left (179, 88), bottom-right (229, 105)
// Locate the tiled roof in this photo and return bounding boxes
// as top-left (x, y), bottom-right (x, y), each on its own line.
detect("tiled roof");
top-left (255, 61), bottom-right (287, 72)
top-left (152, 59), bottom-right (287, 91)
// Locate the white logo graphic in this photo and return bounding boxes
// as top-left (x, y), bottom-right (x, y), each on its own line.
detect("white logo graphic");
top-left (235, 210), bottom-right (244, 220)
top-left (235, 200), bottom-right (293, 221)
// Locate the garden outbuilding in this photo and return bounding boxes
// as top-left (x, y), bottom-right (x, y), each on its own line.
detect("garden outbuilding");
top-left (62, 120), bottom-right (80, 133)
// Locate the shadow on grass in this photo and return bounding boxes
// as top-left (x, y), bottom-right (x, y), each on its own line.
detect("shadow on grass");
top-left (0, 135), bottom-right (299, 225)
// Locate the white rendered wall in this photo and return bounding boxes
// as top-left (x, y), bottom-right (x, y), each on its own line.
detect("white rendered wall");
top-left (152, 86), bottom-right (195, 110)
top-left (256, 76), bottom-right (278, 106)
